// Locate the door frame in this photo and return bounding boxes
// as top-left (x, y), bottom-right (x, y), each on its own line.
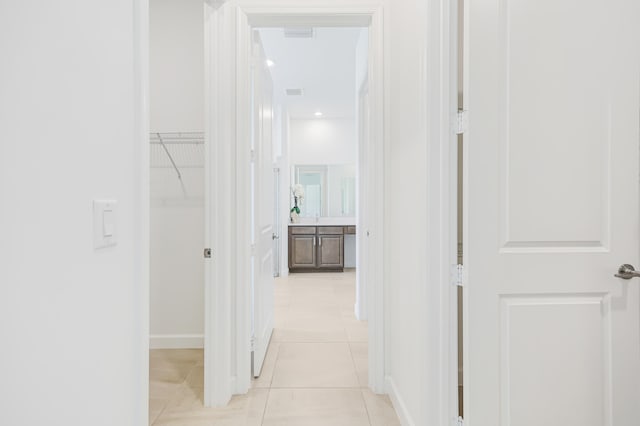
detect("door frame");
top-left (201, 1), bottom-right (460, 422)
top-left (273, 166), bottom-right (281, 278)
top-left (203, 1), bottom-right (386, 405)
top-left (355, 78), bottom-right (369, 321)
top-left (418, 0), bottom-right (460, 423)
top-left (133, 0), bottom-right (150, 423)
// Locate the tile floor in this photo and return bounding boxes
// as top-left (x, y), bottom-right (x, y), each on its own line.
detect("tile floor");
top-left (149, 271), bottom-right (400, 425)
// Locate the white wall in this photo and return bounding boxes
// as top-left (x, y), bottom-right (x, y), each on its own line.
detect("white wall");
top-left (150, 0), bottom-right (204, 133)
top-left (149, 172), bottom-right (204, 348)
top-left (278, 107), bottom-right (291, 276)
top-left (0, 1), bottom-right (147, 425)
top-left (150, 204), bottom-right (203, 347)
top-left (149, 0), bottom-right (205, 348)
top-left (289, 118), bottom-right (357, 165)
top-left (385, 1), bottom-right (441, 424)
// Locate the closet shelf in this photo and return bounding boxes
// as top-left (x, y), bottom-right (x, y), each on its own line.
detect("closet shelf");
top-left (150, 132), bottom-right (205, 170)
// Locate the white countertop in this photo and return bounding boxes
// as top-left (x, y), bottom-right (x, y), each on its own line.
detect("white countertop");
top-left (289, 217), bottom-right (356, 226)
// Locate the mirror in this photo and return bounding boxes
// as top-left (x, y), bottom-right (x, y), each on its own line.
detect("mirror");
top-left (292, 164), bottom-right (356, 217)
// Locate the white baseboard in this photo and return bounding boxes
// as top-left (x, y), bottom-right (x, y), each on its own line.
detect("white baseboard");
top-left (354, 301), bottom-right (367, 321)
top-left (149, 334), bottom-right (204, 349)
top-left (385, 375), bottom-right (416, 426)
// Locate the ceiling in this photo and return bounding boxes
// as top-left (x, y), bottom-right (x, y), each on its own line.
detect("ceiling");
top-left (258, 27), bottom-right (364, 119)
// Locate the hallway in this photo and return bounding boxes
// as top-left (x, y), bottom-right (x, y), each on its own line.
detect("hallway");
top-left (149, 272), bottom-right (400, 425)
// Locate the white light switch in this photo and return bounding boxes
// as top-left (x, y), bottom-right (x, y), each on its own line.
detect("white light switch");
top-left (94, 200), bottom-right (117, 249)
top-left (103, 209), bottom-right (115, 237)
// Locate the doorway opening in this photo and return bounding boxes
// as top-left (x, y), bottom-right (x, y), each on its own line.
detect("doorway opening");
top-left (200, 2), bottom-right (385, 406)
top-left (147, 1), bottom-right (207, 423)
top-left (243, 24), bottom-right (400, 422)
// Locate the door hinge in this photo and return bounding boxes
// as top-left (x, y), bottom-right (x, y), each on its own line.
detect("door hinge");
top-left (451, 264), bottom-right (465, 287)
top-left (250, 149), bottom-right (256, 162)
top-left (204, 248), bottom-right (212, 259)
top-left (250, 244), bottom-right (256, 256)
top-left (250, 335), bottom-right (255, 351)
top-left (453, 110), bottom-right (469, 135)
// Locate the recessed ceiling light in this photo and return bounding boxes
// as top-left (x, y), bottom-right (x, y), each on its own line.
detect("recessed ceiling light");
top-left (284, 27), bottom-right (314, 38)
top-left (314, 111), bottom-right (323, 117)
top-left (286, 88), bottom-right (304, 96)
top-left (266, 59), bottom-right (275, 67)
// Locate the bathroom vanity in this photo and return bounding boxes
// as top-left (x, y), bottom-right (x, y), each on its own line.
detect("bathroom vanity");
top-left (288, 163), bottom-right (356, 273)
top-left (288, 223), bottom-right (356, 272)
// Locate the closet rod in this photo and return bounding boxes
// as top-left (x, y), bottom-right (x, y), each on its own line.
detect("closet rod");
top-left (156, 133), bottom-right (182, 181)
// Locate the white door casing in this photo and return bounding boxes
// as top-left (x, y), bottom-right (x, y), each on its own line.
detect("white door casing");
top-left (356, 81), bottom-right (370, 321)
top-left (204, 2), bottom-right (388, 405)
top-left (464, 0), bottom-right (640, 425)
top-left (273, 167), bottom-right (281, 278)
top-left (251, 30), bottom-right (275, 377)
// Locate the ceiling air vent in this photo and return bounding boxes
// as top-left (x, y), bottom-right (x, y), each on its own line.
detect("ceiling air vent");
top-left (284, 27), bottom-right (314, 38)
top-left (285, 88), bottom-right (304, 96)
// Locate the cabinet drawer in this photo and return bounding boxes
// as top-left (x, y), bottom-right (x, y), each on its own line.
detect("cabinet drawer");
top-left (290, 226), bottom-right (316, 235)
top-left (317, 226), bottom-right (343, 235)
top-left (344, 226), bottom-right (356, 234)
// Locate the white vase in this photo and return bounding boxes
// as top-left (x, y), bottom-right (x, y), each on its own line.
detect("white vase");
top-left (290, 211), bottom-right (299, 223)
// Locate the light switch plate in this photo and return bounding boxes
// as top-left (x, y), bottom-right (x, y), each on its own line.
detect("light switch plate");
top-left (94, 199), bottom-right (117, 249)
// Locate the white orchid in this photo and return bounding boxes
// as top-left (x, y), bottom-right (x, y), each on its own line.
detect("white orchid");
top-left (292, 184), bottom-right (305, 199)
top-left (291, 184), bottom-right (304, 216)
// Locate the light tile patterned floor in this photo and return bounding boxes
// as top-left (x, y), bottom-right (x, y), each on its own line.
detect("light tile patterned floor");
top-left (149, 271), bottom-right (400, 425)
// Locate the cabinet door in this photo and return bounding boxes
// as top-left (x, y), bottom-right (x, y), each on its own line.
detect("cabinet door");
top-left (317, 235), bottom-right (344, 269)
top-left (289, 235), bottom-right (316, 269)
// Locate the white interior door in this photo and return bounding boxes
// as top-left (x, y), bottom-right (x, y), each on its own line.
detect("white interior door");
top-left (465, 0), bottom-right (640, 425)
top-left (251, 30), bottom-right (275, 377)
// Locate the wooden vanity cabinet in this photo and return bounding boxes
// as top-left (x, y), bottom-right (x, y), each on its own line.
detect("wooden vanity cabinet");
top-left (289, 225), bottom-right (350, 272)
top-left (317, 227), bottom-right (344, 269)
top-left (288, 227), bottom-right (317, 270)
